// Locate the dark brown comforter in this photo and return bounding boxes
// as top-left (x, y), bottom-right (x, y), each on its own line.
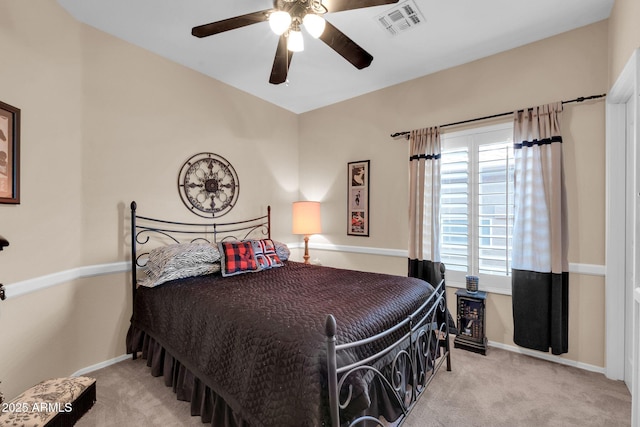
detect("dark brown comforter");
top-left (127, 261), bottom-right (436, 427)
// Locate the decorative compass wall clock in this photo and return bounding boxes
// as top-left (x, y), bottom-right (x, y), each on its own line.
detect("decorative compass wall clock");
top-left (177, 152), bottom-right (239, 218)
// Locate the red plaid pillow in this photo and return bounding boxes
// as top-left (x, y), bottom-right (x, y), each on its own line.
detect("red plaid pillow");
top-left (218, 241), bottom-right (259, 277)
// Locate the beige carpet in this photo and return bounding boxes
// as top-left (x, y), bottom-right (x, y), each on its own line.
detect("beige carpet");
top-left (76, 346), bottom-right (631, 427)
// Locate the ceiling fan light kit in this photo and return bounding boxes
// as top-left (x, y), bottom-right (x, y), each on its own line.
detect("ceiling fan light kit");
top-left (269, 0), bottom-right (327, 43)
top-left (192, 0), bottom-right (400, 85)
top-left (268, 10), bottom-right (292, 35)
top-left (288, 27), bottom-right (305, 52)
top-left (302, 12), bottom-right (326, 38)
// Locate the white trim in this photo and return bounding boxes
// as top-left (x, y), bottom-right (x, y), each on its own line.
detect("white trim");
top-left (441, 123), bottom-right (514, 279)
top-left (312, 242), bottom-right (605, 274)
top-left (310, 242), bottom-right (407, 258)
top-left (3, 261), bottom-right (130, 299)
top-left (309, 244), bottom-right (604, 296)
top-left (443, 263), bottom-right (604, 296)
top-left (76, 262), bottom-right (130, 278)
top-left (605, 48), bottom-right (639, 382)
top-left (446, 279), bottom-right (512, 295)
top-left (440, 120), bottom-right (513, 137)
top-left (2, 246), bottom-right (605, 301)
top-left (568, 262), bottom-right (606, 276)
top-left (606, 101), bottom-right (628, 381)
top-left (71, 354), bottom-right (130, 377)
top-left (487, 340), bottom-right (604, 374)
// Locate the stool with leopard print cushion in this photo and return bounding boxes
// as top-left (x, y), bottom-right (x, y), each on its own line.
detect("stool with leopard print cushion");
top-left (0, 376), bottom-right (96, 427)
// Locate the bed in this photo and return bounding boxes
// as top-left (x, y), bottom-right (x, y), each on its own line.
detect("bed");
top-left (125, 202), bottom-right (451, 427)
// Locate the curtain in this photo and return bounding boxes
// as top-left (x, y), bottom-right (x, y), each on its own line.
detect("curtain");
top-left (408, 127), bottom-right (442, 286)
top-left (512, 102), bottom-right (569, 355)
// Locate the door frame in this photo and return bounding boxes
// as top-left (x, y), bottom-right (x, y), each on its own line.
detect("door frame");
top-left (605, 48), bottom-right (638, 425)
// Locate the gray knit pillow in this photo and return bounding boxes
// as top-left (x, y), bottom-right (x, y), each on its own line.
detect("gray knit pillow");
top-left (273, 240), bottom-right (290, 262)
top-left (140, 242), bottom-right (221, 287)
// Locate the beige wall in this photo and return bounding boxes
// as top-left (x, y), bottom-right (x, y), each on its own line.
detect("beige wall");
top-left (299, 21), bottom-right (609, 368)
top-left (608, 0), bottom-right (640, 86)
top-left (1, 273), bottom-right (130, 397)
top-left (0, 1), bottom-right (299, 399)
top-left (0, 0), bottom-right (628, 401)
top-left (78, 25), bottom-right (300, 266)
top-left (0, 1), bottom-right (84, 281)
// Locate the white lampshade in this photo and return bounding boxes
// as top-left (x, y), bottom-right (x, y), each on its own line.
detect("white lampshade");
top-left (303, 13), bottom-right (325, 38)
top-left (287, 29), bottom-right (304, 52)
top-left (292, 201), bottom-right (322, 235)
top-left (269, 11), bottom-right (292, 35)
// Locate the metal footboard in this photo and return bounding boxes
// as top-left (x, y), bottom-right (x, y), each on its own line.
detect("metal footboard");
top-left (326, 277), bottom-right (451, 426)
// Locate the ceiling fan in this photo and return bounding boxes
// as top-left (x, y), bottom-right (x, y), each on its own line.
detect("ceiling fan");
top-left (192, 0), bottom-right (400, 85)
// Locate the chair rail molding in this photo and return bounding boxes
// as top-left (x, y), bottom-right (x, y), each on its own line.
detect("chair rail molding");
top-left (2, 262), bottom-right (130, 300)
top-left (2, 241), bottom-right (604, 300)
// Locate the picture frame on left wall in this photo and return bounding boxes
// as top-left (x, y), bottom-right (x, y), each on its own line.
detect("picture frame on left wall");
top-left (0, 100), bottom-right (20, 204)
top-left (347, 160), bottom-right (370, 237)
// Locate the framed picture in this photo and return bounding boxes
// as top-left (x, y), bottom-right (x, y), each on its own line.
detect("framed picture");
top-left (0, 100), bottom-right (20, 204)
top-left (347, 160), bottom-right (369, 236)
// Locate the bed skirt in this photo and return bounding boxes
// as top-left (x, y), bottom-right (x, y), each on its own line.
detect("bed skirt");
top-left (127, 325), bottom-right (419, 426)
top-left (127, 326), bottom-right (250, 427)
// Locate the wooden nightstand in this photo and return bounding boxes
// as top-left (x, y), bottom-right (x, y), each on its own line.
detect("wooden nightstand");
top-left (454, 289), bottom-right (488, 355)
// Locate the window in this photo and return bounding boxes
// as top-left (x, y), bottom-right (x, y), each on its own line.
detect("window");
top-left (440, 122), bottom-right (514, 293)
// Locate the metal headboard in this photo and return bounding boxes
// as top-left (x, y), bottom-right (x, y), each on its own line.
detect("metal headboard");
top-left (130, 201), bottom-right (271, 301)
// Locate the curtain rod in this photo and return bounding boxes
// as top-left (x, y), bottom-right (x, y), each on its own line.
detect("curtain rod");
top-left (390, 93), bottom-right (607, 139)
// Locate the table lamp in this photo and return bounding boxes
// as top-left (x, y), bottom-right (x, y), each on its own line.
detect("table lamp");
top-left (292, 201), bottom-right (321, 264)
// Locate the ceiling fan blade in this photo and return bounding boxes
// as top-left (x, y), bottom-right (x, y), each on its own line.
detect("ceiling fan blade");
top-left (269, 35), bottom-right (293, 85)
top-left (192, 9), bottom-right (271, 38)
top-left (319, 21), bottom-right (373, 69)
top-left (324, 0), bottom-right (399, 13)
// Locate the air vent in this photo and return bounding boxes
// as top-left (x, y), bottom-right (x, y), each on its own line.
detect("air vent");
top-left (375, 0), bottom-right (425, 36)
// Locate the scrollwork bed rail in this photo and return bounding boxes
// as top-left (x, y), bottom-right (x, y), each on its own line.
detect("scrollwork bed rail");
top-left (326, 265), bottom-right (451, 426)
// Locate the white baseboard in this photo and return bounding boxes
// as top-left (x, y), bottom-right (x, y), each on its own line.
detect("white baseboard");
top-left (487, 340), bottom-right (605, 374)
top-left (72, 354), bottom-right (130, 377)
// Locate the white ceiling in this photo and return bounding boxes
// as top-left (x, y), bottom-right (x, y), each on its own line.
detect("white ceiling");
top-left (56, 0), bottom-right (614, 114)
